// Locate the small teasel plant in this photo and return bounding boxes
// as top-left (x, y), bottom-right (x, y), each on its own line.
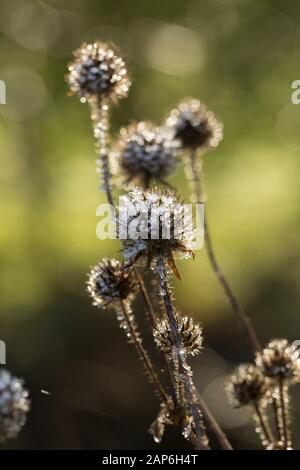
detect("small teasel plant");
top-left (66, 40), bottom-right (300, 451)
top-left (67, 42), bottom-right (231, 449)
top-left (225, 339), bottom-right (300, 450)
top-left (255, 339), bottom-right (300, 449)
top-left (0, 368), bottom-right (30, 441)
top-left (118, 186), bottom-right (208, 445)
top-left (226, 364), bottom-right (273, 448)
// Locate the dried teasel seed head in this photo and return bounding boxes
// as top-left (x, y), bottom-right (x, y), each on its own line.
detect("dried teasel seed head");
top-left (226, 363), bottom-right (270, 408)
top-left (0, 368), bottom-right (30, 441)
top-left (165, 98), bottom-right (223, 151)
top-left (111, 122), bottom-right (179, 188)
top-left (86, 258), bottom-right (137, 308)
top-left (153, 314), bottom-right (202, 356)
top-left (119, 187), bottom-right (195, 278)
top-left (67, 42), bottom-right (131, 103)
top-left (255, 339), bottom-right (300, 383)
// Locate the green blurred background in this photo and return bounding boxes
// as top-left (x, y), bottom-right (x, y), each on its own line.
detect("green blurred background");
top-left (0, 0), bottom-right (300, 450)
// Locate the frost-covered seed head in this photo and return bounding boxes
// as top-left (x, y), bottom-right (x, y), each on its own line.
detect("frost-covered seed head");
top-left (67, 42), bottom-right (131, 103)
top-left (0, 368), bottom-right (30, 441)
top-left (112, 122), bottom-right (179, 188)
top-left (119, 187), bottom-right (194, 277)
top-left (153, 315), bottom-right (202, 356)
top-left (226, 364), bottom-right (270, 408)
top-left (87, 258), bottom-right (137, 308)
top-left (255, 339), bottom-right (300, 382)
top-left (166, 98), bottom-right (223, 151)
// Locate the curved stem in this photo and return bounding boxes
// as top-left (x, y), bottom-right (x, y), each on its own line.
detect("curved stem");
top-left (119, 299), bottom-right (170, 406)
top-left (253, 402), bottom-right (273, 448)
top-left (189, 149), bottom-right (261, 353)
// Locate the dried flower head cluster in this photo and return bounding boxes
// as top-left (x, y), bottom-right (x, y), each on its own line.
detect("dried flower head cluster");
top-left (67, 42), bottom-right (131, 103)
top-left (112, 122), bottom-right (179, 188)
top-left (87, 258), bottom-right (137, 308)
top-left (166, 99), bottom-right (223, 151)
top-left (153, 314), bottom-right (202, 356)
top-left (0, 369), bottom-right (30, 441)
top-left (119, 187), bottom-right (194, 277)
top-left (255, 339), bottom-right (300, 382)
top-left (226, 364), bottom-right (269, 408)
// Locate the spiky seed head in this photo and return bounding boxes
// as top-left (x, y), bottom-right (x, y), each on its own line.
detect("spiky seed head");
top-left (112, 122), bottom-right (179, 188)
top-left (226, 363), bottom-right (270, 408)
top-left (119, 187), bottom-right (195, 277)
top-left (0, 368), bottom-right (30, 441)
top-left (87, 258), bottom-right (137, 308)
top-left (255, 339), bottom-right (300, 382)
top-left (67, 42), bottom-right (131, 103)
top-left (166, 98), bottom-right (223, 151)
top-left (153, 314), bottom-right (202, 356)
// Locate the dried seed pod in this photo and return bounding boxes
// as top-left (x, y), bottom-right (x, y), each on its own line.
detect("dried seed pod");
top-left (165, 98), bottom-right (223, 151)
top-left (226, 363), bottom-right (270, 408)
top-left (112, 122), bottom-right (179, 188)
top-left (255, 339), bottom-right (300, 383)
top-left (0, 369), bottom-right (30, 441)
top-left (67, 42), bottom-right (131, 103)
top-left (119, 187), bottom-right (195, 278)
top-left (87, 258), bottom-right (137, 308)
top-left (153, 314), bottom-right (202, 356)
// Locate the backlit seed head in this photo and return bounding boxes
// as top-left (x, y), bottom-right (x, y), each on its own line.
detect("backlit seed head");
top-left (0, 369), bottom-right (30, 441)
top-left (67, 42), bottom-right (131, 103)
top-left (226, 364), bottom-right (270, 408)
top-left (166, 98), bottom-right (223, 151)
top-left (255, 339), bottom-right (300, 382)
top-left (87, 258), bottom-right (137, 308)
top-left (112, 122), bottom-right (179, 188)
top-left (119, 187), bottom-right (195, 278)
top-left (153, 314), bottom-right (202, 356)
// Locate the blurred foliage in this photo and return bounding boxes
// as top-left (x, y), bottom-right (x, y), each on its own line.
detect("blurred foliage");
top-left (0, 0), bottom-right (300, 449)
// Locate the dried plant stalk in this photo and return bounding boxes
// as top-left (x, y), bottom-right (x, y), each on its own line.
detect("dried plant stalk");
top-left (189, 148), bottom-right (261, 353)
top-left (118, 299), bottom-right (170, 406)
top-left (155, 255), bottom-right (209, 450)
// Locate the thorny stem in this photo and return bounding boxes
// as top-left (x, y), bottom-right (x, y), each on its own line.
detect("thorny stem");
top-left (134, 267), bottom-right (179, 408)
top-left (253, 402), bottom-right (273, 448)
top-left (189, 149), bottom-right (262, 353)
top-left (272, 397), bottom-right (283, 444)
top-left (119, 299), bottom-right (170, 406)
top-left (156, 256), bottom-right (209, 450)
top-left (196, 391), bottom-right (232, 450)
top-left (90, 96), bottom-right (114, 208)
top-left (278, 379), bottom-right (291, 449)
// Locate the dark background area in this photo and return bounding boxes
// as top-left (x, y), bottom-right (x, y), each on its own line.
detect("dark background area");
top-left (0, 0), bottom-right (300, 449)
